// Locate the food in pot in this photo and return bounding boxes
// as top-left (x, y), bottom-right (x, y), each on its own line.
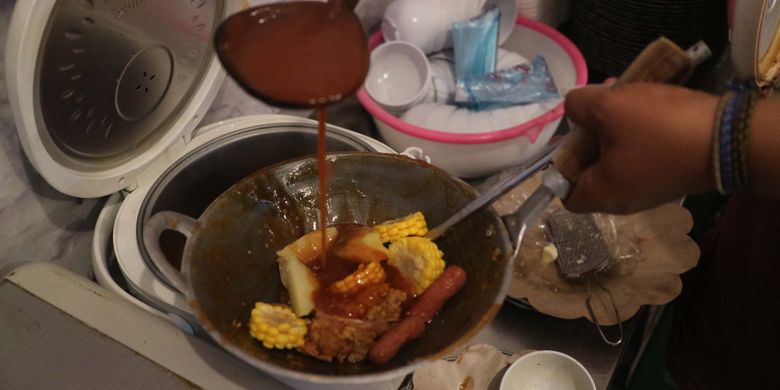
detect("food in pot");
top-left (387, 237), bottom-right (446, 294)
top-left (374, 211), bottom-right (428, 242)
top-left (368, 265), bottom-right (468, 365)
top-left (247, 212), bottom-right (467, 365)
top-left (248, 303), bottom-right (308, 349)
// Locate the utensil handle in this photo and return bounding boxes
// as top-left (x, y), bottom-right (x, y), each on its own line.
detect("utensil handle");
top-left (142, 211), bottom-right (198, 294)
top-left (552, 37), bottom-right (706, 186)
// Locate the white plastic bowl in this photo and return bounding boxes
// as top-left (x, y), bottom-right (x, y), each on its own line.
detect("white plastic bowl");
top-left (357, 16), bottom-right (588, 178)
top-left (365, 41), bottom-right (432, 114)
top-left (500, 350), bottom-right (596, 390)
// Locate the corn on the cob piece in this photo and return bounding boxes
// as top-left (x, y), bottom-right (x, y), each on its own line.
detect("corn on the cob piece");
top-left (387, 237), bottom-right (445, 294)
top-left (375, 212), bottom-right (428, 243)
top-left (248, 302), bottom-right (308, 350)
top-left (330, 261), bottom-right (386, 294)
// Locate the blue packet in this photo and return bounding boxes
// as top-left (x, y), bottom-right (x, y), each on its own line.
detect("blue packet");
top-left (452, 6), bottom-right (500, 83)
top-left (455, 55), bottom-right (560, 110)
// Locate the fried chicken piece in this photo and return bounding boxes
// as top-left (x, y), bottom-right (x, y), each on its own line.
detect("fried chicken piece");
top-left (298, 312), bottom-right (385, 363)
top-left (366, 288), bottom-right (407, 323)
top-left (298, 288), bottom-right (407, 363)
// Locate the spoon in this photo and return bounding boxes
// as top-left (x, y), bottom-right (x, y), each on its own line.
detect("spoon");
top-left (213, 0), bottom-right (368, 108)
top-left (425, 130), bottom-right (563, 241)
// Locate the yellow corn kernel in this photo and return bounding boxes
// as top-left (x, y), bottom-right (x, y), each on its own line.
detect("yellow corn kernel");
top-left (387, 237), bottom-right (445, 294)
top-left (330, 261), bottom-right (387, 294)
top-left (375, 212), bottom-right (428, 243)
top-left (248, 302), bottom-right (307, 349)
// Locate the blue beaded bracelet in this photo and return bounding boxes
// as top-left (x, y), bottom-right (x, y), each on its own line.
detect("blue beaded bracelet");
top-left (714, 84), bottom-right (763, 195)
top-left (718, 91), bottom-right (744, 194)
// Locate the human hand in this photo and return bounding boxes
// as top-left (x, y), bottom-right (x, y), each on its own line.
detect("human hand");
top-left (562, 82), bottom-right (719, 214)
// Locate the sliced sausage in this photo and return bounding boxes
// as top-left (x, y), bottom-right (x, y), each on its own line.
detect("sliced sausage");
top-left (367, 315), bottom-right (426, 365)
top-left (368, 265), bottom-right (467, 365)
top-left (408, 265), bottom-right (467, 321)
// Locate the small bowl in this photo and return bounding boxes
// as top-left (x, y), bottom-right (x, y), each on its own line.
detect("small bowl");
top-left (358, 16), bottom-right (588, 178)
top-left (365, 41), bottom-right (432, 115)
top-left (500, 350), bottom-right (596, 390)
top-left (382, 0), bottom-right (453, 54)
top-left (382, 0), bottom-right (517, 54)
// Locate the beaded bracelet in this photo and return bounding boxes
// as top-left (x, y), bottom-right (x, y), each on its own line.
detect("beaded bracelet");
top-left (717, 90), bottom-right (744, 194)
top-left (711, 91), bottom-right (733, 194)
top-left (711, 92), bottom-right (732, 193)
top-left (730, 92), bottom-right (749, 191)
top-left (712, 88), bottom-right (762, 194)
top-left (733, 91), bottom-right (759, 191)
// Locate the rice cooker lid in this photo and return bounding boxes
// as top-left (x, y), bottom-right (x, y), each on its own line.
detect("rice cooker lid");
top-left (732, 0), bottom-right (780, 90)
top-left (5, 0), bottom-right (242, 198)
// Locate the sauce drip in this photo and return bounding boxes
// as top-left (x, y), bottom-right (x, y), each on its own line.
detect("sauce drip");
top-left (214, 1), bottom-right (369, 267)
top-left (317, 108), bottom-right (329, 265)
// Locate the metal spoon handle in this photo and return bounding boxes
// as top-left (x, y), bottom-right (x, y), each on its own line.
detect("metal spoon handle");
top-left (426, 145), bottom-right (556, 241)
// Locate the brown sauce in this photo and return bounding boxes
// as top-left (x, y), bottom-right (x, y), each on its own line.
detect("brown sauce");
top-left (317, 108), bottom-right (330, 265)
top-left (214, 1), bottom-right (369, 269)
top-left (214, 1), bottom-right (369, 107)
top-left (309, 224), bottom-right (415, 318)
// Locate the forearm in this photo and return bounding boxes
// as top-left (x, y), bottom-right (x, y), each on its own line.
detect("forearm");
top-left (746, 98), bottom-right (780, 198)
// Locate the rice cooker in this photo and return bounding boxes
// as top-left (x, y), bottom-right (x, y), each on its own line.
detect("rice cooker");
top-left (731, 0), bottom-right (780, 91)
top-left (5, 0), bottom-right (396, 332)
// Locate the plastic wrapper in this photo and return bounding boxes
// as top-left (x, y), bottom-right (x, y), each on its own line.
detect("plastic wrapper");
top-left (452, 6), bottom-right (499, 83)
top-left (482, 169), bottom-right (639, 265)
top-left (481, 170), bottom-right (699, 325)
top-left (406, 344), bottom-right (528, 390)
top-left (505, 208), bottom-right (640, 270)
top-left (455, 55), bottom-right (560, 110)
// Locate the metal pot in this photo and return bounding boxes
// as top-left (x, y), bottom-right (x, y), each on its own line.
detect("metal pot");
top-left (143, 152), bottom-right (513, 385)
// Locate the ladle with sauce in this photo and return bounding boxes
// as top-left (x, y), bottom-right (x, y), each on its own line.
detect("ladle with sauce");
top-left (214, 0), bottom-right (368, 108)
top-left (214, 0), bottom-right (369, 264)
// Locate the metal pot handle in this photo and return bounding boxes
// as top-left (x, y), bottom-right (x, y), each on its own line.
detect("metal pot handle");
top-left (142, 211), bottom-right (198, 294)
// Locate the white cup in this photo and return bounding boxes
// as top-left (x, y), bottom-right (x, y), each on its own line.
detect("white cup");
top-left (382, 0), bottom-right (452, 54)
top-left (365, 41), bottom-right (432, 115)
top-left (423, 48), bottom-right (526, 105)
top-left (382, 0), bottom-right (517, 54)
top-left (428, 57), bottom-right (457, 103)
top-left (450, 0), bottom-right (488, 23)
top-left (500, 350), bottom-right (596, 390)
top-left (485, 0), bottom-right (518, 45)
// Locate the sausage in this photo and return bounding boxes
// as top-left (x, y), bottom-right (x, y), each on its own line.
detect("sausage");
top-left (367, 315), bottom-right (426, 365)
top-left (368, 265), bottom-right (467, 365)
top-left (408, 265), bottom-right (467, 321)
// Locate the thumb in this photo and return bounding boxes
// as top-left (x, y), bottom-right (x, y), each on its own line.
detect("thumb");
top-left (564, 84), bottom-right (610, 130)
top-left (563, 163), bottom-right (612, 214)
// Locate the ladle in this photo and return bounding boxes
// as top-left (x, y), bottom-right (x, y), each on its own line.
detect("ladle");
top-left (213, 0), bottom-right (368, 108)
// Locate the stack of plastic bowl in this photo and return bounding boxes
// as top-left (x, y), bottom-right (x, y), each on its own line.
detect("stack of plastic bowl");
top-left (357, 0), bottom-right (587, 178)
